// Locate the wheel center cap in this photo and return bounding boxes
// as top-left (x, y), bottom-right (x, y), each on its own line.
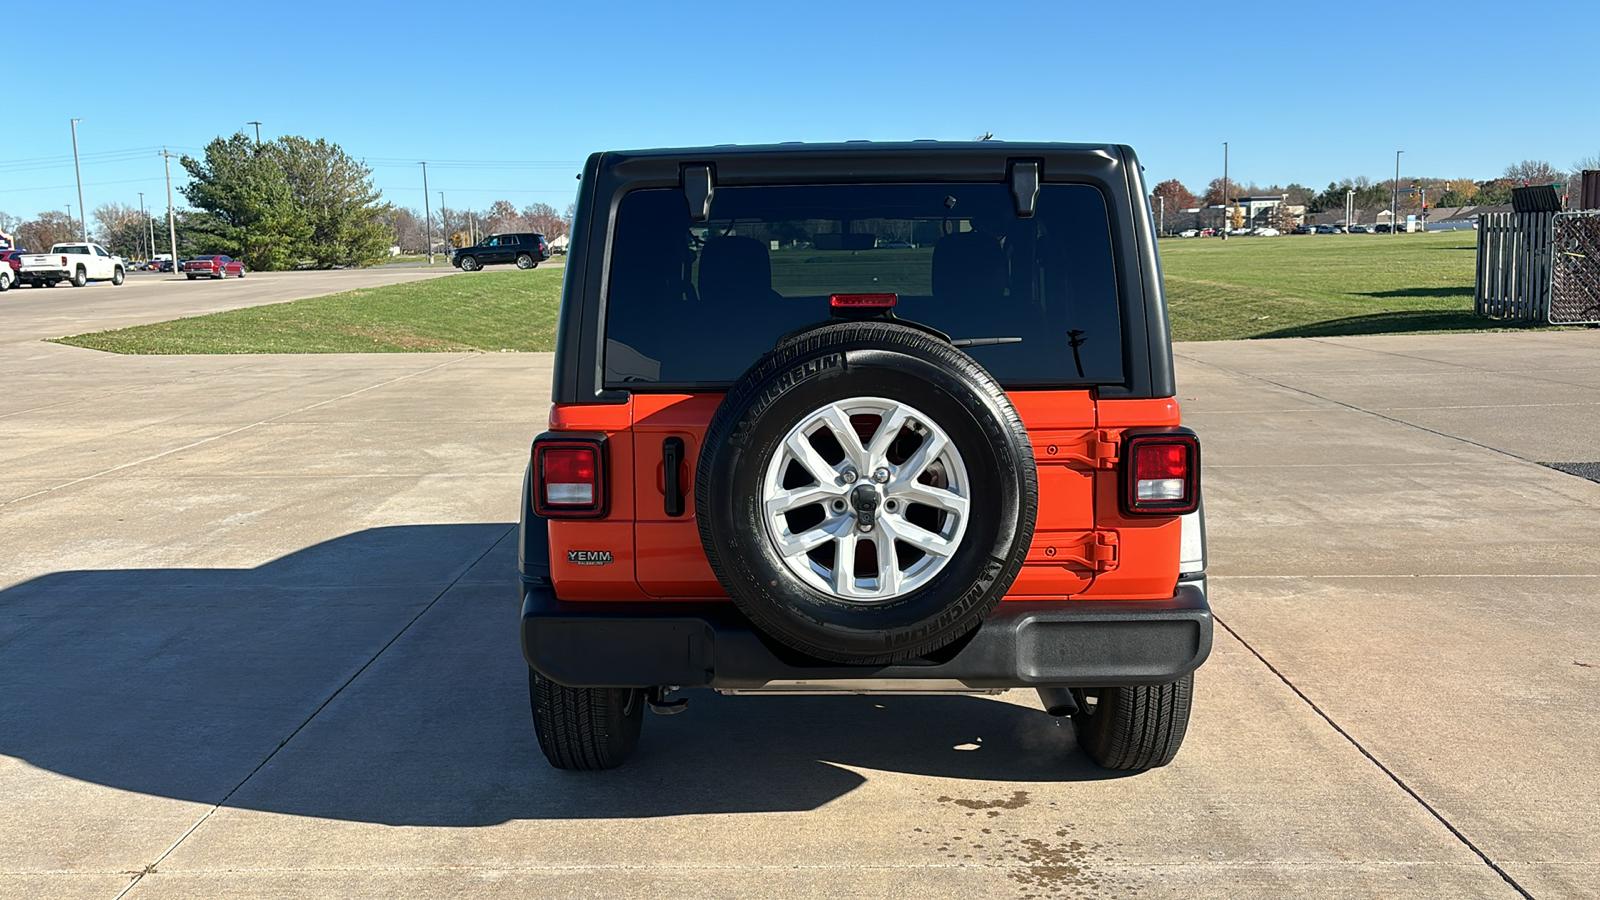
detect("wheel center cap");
top-left (850, 483), bottom-right (881, 513)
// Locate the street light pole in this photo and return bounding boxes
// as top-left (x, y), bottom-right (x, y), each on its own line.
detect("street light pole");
top-left (247, 121), bottom-right (262, 145)
top-left (1159, 194), bottom-right (1165, 236)
top-left (70, 119), bottom-right (87, 243)
top-left (439, 191), bottom-right (447, 248)
top-left (419, 162), bottom-right (433, 264)
top-left (138, 191), bottom-right (146, 259)
top-left (1393, 150), bottom-right (1404, 235)
top-left (161, 149), bottom-right (180, 275)
top-left (1221, 141), bottom-right (1229, 241)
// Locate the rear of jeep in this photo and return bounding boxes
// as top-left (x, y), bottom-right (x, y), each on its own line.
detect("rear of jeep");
top-left (520, 143), bottom-right (1210, 771)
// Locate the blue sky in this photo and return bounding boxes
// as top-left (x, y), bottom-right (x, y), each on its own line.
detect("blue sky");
top-left (4, 0), bottom-right (1596, 221)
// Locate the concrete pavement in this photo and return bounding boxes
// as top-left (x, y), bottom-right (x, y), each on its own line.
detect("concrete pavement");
top-left (1, 315), bottom-right (1596, 898)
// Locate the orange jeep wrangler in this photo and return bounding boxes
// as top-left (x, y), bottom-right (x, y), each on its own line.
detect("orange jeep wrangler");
top-left (520, 143), bottom-right (1209, 771)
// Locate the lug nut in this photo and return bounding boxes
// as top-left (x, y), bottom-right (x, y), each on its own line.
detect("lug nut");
top-left (873, 467), bottom-right (890, 484)
top-left (842, 468), bottom-right (858, 484)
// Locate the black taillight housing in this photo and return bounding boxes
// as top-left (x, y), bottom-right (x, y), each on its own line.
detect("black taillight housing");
top-left (531, 433), bottom-right (608, 518)
top-left (1119, 428), bottom-right (1200, 516)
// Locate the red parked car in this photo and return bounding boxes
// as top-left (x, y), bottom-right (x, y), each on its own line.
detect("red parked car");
top-left (0, 249), bottom-right (25, 292)
top-left (183, 255), bottom-right (246, 280)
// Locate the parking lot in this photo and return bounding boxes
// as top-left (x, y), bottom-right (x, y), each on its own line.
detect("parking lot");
top-left (1, 286), bottom-right (1596, 898)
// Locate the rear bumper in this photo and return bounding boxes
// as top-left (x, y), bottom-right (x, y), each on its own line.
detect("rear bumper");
top-left (21, 269), bottom-right (69, 280)
top-left (521, 576), bottom-right (1212, 690)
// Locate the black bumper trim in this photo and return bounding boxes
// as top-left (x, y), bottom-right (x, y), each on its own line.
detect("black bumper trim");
top-left (521, 577), bottom-right (1212, 690)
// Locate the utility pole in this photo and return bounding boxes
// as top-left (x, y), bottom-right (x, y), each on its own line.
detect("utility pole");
top-left (247, 121), bottom-right (262, 145)
top-left (1158, 194), bottom-right (1165, 236)
top-left (419, 162), bottom-right (432, 264)
top-left (439, 191), bottom-right (447, 248)
top-left (70, 119), bottom-right (88, 243)
top-left (161, 149), bottom-right (180, 274)
top-left (1221, 141), bottom-right (1229, 241)
top-left (1392, 150), bottom-right (1403, 235)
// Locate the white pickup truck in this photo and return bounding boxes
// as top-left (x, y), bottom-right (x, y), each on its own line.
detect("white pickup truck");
top-left (18, 242), bottom-right (126, 288)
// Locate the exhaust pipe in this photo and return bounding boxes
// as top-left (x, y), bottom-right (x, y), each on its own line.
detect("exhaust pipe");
top-left (1037, 687), bottom-right (1079, 717)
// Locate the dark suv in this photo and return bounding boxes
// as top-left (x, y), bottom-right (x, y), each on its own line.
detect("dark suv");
top-left (521, 142), bottom-right (1211, 772)
top-left (450, 232), bottom-right (550, 271)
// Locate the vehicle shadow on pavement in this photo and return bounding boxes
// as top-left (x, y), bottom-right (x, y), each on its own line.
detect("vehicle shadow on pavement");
top-left (0, 524), bottom-right (1128, 828)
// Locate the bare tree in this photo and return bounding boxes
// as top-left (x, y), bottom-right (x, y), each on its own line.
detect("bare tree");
top-left (1503, 160), bottom-right (1565, 185)
top-left (520, 202), bottom-right (569, 240)
top-left (15, 211), bottom-right (80, 250)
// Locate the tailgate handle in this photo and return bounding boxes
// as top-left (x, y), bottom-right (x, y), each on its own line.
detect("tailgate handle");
top-left (662, 437), bottom-right (685, 517)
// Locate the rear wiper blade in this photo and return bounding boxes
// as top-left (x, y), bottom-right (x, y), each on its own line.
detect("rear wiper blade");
top-left (950, 336), bottom-right (1023, 348)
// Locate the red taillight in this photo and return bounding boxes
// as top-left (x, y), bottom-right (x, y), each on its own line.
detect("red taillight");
top-left (1121, 433), bottom-right (1199, 516)
top-left (533, 439), bottom-right (606, 518)
top-left (60, 256), bottom-right (68, 265)
top-left (830, 293), bottom-right (897, 309)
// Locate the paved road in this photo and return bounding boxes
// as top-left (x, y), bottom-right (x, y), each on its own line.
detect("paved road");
top-left (0, 268), bottom-right (460, 345)
top-left (0, 324), bottom-right (1595, 899)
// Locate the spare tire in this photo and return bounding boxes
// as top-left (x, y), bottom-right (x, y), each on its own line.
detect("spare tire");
top-left (696, 320), bottom-right (1037, 664)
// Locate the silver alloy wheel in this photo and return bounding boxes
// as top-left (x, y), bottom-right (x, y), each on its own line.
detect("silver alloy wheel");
top-left (461, 256), bottom-right (478, 271)
top-left (761, 397), bottom-right (970, 601)
top-left (517, 253), bottom-right (534, 269)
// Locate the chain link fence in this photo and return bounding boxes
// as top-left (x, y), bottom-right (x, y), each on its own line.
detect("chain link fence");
top-left (1551, 212), bottom-right (1600, 325)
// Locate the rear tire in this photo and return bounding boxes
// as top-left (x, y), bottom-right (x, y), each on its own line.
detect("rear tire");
top-left (1071, 674), bottom-right (1194, 771)
top-left (0, 270), bottom-right (10, 292)
top-left (187, 274), bottom-right (197, 280)
top-left (529, 669), bottom-right (644, 770)
top-left (72, 267), bottom-right (87, 287)
top-left (516, 253), bottom-right (535, 269)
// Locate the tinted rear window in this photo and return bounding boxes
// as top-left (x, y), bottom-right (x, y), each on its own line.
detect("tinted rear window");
top-left (602, 183), bottom-right (1123, 388)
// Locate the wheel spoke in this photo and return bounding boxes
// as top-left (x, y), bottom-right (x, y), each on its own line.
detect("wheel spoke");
top-left (785, 430), bottom-right (841, 485)
top-left (870, 528), bottom-right (901, 594)
top-left (764, 483), bottom-right (839, 518)
top-left (891, 429), bottom-right (948, 485)
top-left (863, 403), bottom-right (911, 466)
top-left (814, 404), bottom-right (869, 470)
top-left (831, 531), bottom-right (862, 597)
top-left (775, 517), bottom-right (842, 558)
top-left (892, 480), bottom-right (969, 519)
top-left (881, 511), bottom-right (958, 557)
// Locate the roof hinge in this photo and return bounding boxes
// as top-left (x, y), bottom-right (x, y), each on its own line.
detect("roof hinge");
top-left (682, 164), bottom-right (715, 222)
top-left (1010, 160), bottom-right (1040, 217)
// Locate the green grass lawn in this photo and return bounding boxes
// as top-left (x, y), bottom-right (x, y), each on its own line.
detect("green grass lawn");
top-left (58, 230), bottom-right (1540, 355)
top-left (1159, 230), bottom-right (1497, 341)
top-left (55, 269), bottom-right (564, 354)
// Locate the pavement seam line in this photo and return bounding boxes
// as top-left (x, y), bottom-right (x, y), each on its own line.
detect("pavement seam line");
top-left (0, 355), bottom-right (475, 511)
top-left (1172, 352), bottom-right (1550, 469)
top-left (109, 524), bottom-right (515, 900)
top-left (1213, 614), bottom-right (1535, 900)
top-left (1300, 337), bottom-right (1600, 393)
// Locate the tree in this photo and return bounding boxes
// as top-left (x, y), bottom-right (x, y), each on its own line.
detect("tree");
top-left (521, 202), bottom-right (569, 240)
top-left (1149, 179), bottom-right (1198, 213)
top-left (93, 203), bottom-right (154, 258)
top-left (269, 136), bottom-right (392, 268)
top-left (1504, 160), bottom-right (1565, 186)
top-left (1475, 178), bottom-right (1517, 206)
top-left (1282, 183), bottom-right (1315, 207)
top-left (181, 134), bottom-right (308, 270)
top-left (14, 211), bottom-right (79, 251)
top-left (1201, 178), bottom-right (1248, 208)
top-left (487, 200), bottom-right (522, 233)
